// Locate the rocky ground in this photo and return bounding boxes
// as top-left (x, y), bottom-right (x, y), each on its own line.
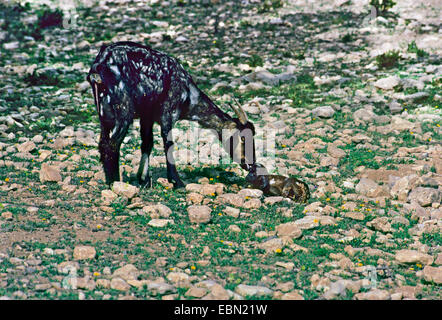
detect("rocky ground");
top-left (0, 0), bottom-right (440, 300)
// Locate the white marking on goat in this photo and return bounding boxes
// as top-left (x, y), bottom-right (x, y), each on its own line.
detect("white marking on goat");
top-left (189, 84), bottom-right (199, 106)
top-left (140, 155), bottom-right (149, 181)
top-left (110, 65), bottom-right (120, 75)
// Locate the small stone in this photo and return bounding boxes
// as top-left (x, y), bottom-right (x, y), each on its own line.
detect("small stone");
top-left (408, 187), bottom-right (441, 207)
top-left (39, 163), bottom-right (62, 183)
top-left (167, 272), bottom-right (190, 287)
top-left (112, 182), bottom-right (139, 199)
top-left (373, 76), bottom-right (401, 90)
top-left (110, 278), bottom-right (130, 291)
top-left (188, 205), bottom-right (212, 224)
top-left (185, 287), bottom-right (207, 298)
top-left (101, 189), bottom-right (118, 204)
top-left (238, 188), bottom-right (263, 198)
top-left (235, 284), bottom-right (273, 297)
top-left (355, 178), bottom-right (380, 197)
top-left (223, 206), bottom-right (240, 218)
top-left (112, 264), bottom-right (139, 281)
top-left (142, 204), bottom-right (172, 218)
top-left (1, 211), bottom-right (13, 220)
top-left (312, 106), bottom-right (335, 119)
top-left (281, 291), bottom-right (304, 300)
top-left (422, 266), bottom-right (442, 284)
top-left (228, 225), bottom-right (241, 233)
top-left (148, 219), bottom-right (174, 227)
top-left (355, 289), bottom-right (390, 300)
top-left (17, 141), bottom-right (36, 153)
top-left (257, 238), bottom-right (283, 252)
top-left (275, 222), bottom-right (302, 238)
top-left (73, 246), bottom-right (96, 260)
top-left (395, 249), bottom-right (434, 265)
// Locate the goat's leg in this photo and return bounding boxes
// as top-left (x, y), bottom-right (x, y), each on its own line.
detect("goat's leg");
top-left (137, 120), bottom-right (154, 188)
top-left (160, 115), bottom-right (185, 189)
top-left (99, 120), bottom-right (130, 186)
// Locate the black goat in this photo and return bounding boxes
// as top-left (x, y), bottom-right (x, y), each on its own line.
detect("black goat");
top-left (87, 41), bottom-right (256, 188)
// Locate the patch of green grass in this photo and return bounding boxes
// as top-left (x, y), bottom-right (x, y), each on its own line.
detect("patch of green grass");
top-left (376, 50), bottom-right (400, 69)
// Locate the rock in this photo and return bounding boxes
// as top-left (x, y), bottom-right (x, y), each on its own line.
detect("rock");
top-left (293, 216), bottom-right (320, 230)
top-left (57, 261), bottom-right (80, 274)
top-left (408, 187), bottom-right (441, 207)
top-left (101, 189), bottom-right (118, 204)
top-left (39, 163), bottom-right (62, 183)
top-left (112, 264), bottom-right (139, 281)
top-left (356, 178), bottom-right (381, 197)
top-left (185, 287), bottom-right (207, 298)
top-left (389, 101), bottom-right (403, 114)
top-left (401, 92), bottom-right (429, 102)
top-left (328, 145), bottom-right (346, 158)
top-left (355, 289), bottom-right (390, 300)
top-left (281, 291), bottom-right (304, 300)
top-left (142, 204), bottom-right (172, 218)
top-left (263, 196), bottom-right (284, 205)
top-left (323, 280), bottom-right (347, 299)
top-left (238, 188), bottom-right (263, 198)
top-left (257, 238), bottom-right (283, 252)
top-left (353, 108), bottom-right (378, 123)
top-left (223, 206), bottom-right (240, 218)
top-left (1, 211), bottom-right (13, 220)
top-left (312, 106), bottom-right (335, 119)
top-left (167, 272), bottom-right (190, 287)
top-left (422, 266), bottom-right (442, 284)
top-left (148, 219), bottom-right (174, 227)
top-left (275, 222), bottom-right (302, 238)
top-left (367, 217), bottom-right (392, 233)
top-left (390, 175), bottom-right (419, 201)
top-left (217, 193), bottom-right (244, 207)
top-left (243, 198), bottom-right (261, 209)
top-left (235, 284), bottom-right (273, 297)
top-left (73, 246), bottom-right (96, 260)
top-left (373, 76), bottom-right (401, 90)
top-left (202, 283), bottom-right (230, 300)
top-left (395, 249), bottom-right (434, 265)
top-left (110, 278), bottom-right (130, 291)
top-left (17, 141), bottom-right (36, 153)
top-left (188, 205), bottom-right (212, 223)
top-left (112, 182), bottom-right (139, 199)
top-left (3, 41), bottom-right (19, 50)
top-left (147, 281), bottom-right (177, 295)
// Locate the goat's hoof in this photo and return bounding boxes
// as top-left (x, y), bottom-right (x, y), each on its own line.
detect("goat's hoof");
top-left (138, 178), bottom-right (152, 189)
top-left (173, 181), bottom-right (186, 189)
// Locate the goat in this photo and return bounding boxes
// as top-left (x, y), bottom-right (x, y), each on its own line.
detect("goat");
top-left (87, 41), bottom-right (256, 188)
top-left (246, 163), bottom-right (310, 203)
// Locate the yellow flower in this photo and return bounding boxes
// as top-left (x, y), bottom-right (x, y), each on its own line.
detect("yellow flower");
top-left (410, 131), bottom-right (414, 135)
top-left (275, 248), bottom-right (282, 254)
top-left (437, 124), bottom-right (440, 127)
top-left (212, 40), bottom-right (216, 44)
top-left (313, 219), bottom-right (319, 223)
top-left (281, 144), bottom-right (286, 148)
top-left (93, 272), bottom-right (100, 277)
top-left (190, 265), bottom-right (196, 270)
top-left (79, 180), bottom-right (84, 183)
top-left (211, 193), bottom-right (216, 197)
top-left (416, 263), bottom-right (422, 268)
top-left (210, 178), bottom-right (213, 181)
top-left (326, 198), bottom-right (330, 201)
top-left (5, 178), bottom-right (9, 182)
top-left (96, 224), bottom-right (102, 229)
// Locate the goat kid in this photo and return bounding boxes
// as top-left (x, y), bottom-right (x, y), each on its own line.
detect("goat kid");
top-left (246, 163), bottom-right (310, 203)
top-left (87, 41), bottom-right (256, 188)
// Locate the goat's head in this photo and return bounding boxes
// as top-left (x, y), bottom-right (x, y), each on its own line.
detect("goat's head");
top-left (222, 101), bottom-right (257, 171)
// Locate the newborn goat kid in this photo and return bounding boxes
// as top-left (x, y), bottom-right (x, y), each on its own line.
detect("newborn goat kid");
top-left (87, 41), bottom-right (256, 188)
top-left (246, 164), bottom-right (310, 203)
